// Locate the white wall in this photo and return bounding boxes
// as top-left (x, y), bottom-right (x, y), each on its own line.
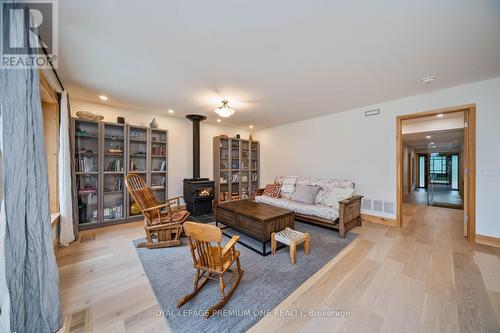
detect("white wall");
top-left (70, 100), bottom-right (248, 200)
top-left (255, 77), bottom-right (500, 238)
top-left (402, 113), bottom-right (464, 134)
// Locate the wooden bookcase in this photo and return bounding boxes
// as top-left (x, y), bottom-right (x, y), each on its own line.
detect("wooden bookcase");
top-left (213, 136), bottom-right (260, 203)
top-left (72, 118), bottom-right (168, 230)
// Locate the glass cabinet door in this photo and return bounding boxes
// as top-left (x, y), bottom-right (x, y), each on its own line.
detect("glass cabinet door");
top-left (241, 170), bottom-right (250, 199)
top-left (77, 174), bottom-right (99, 224)
top-left (128, 127), bottom-right (148, 172)
top-left (75, 120), bottom-right (99, 173)
top-left (150, 129), bottom-right (168, 202)
top-left (230, 139), bottom-right (240, 170)
top-left (102, 123), bottom-right (125, 221)
top-left (74, 120), bottom-right (100, 224)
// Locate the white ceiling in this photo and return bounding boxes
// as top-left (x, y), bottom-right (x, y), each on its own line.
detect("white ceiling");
top-left (58, 0), bottom-right (500, 129)
top-left (403, 129), bottom-right (464, 151)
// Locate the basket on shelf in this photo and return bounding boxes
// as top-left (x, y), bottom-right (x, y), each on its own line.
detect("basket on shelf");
top-left (76, 111), bottom-right (104, 121)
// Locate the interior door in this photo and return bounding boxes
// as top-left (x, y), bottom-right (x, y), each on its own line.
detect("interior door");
top-left (463, 111), bottom-right (469, 237)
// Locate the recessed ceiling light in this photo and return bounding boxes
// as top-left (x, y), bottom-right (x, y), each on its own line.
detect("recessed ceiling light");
top-left (436, 113), bottom-right (444, 117)
top-left (168, 109), bottom-right (175, 114)
top-left (216, 119), bottom-right (221, 123)
top-left (249, 125), bottom-right (254, 129)
top-left (98, 95), bottom-right (108, 101)
top-left (421, 76), bottom-right (436, 85)
top-left (425, 135), bottom-right (431, 139)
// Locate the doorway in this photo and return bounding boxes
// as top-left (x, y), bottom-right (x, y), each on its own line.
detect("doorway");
top-left (396, 104), bottom-right (476, 241)
top-left (410, 150), bottom-right (463, 208)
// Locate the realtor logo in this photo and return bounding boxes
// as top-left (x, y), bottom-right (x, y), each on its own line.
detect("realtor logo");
top-left (1, 0), bottom-right (58, 69)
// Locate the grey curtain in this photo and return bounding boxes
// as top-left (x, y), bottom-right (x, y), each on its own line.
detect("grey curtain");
top-left (1, 4), bottom-right (62, 332)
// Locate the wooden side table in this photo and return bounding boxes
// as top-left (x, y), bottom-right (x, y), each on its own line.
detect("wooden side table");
top-left (271, 227), bottom-right (310, 264)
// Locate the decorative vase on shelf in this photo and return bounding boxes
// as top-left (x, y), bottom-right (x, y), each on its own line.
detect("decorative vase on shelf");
top-left (130, 201), bottom-right (141, 215)
top-left (150, 118), bottom-right (158, 128)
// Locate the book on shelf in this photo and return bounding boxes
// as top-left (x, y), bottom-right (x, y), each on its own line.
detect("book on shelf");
top-left (109, 178), bottom-right (123, 191)
top-left (106, 159), bottom-right (123, 172)
top-left (151, 145), bottom-right (165, 156)
top-left (219, 191), bottom-right (229, 201)
top-left (104, 205), bottom-right (123, 219)
top-left (78, 188), bottom-right (96, 194)
top-left (157, 160), bottom-right (167, 171)
top-left (77, 156), bottom-right (96, 172)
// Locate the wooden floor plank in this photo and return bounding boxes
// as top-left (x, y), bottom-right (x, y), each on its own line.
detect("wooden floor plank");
top-left (420, 293), bottom-right (460, 333)
top-left (453, 250), bottom-right (500, 333)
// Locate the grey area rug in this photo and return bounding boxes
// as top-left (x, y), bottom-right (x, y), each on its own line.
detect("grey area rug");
top-left (133, 221), bottom-right (356, 333)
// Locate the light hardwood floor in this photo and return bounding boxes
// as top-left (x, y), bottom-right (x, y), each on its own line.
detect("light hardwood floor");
top-left (57, 204), bottom-right (500, 332)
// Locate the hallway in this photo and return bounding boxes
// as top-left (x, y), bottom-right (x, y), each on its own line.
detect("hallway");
top-left (405, 184), bottom-right (463, 208)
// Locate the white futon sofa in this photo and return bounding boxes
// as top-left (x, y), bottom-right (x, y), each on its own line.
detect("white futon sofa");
top-left (255, 177), bottom-right (363, 238)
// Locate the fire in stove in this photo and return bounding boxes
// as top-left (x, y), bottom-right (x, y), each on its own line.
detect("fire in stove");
top-left (197, 187), bottom-right (212, 198)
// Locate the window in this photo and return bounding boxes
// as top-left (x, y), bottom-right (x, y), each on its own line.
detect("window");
top-left (430, 154), bottom-right (447, 174)
top-left (419, 155), bottom-right (426, 188)
top-left (451, 154), bottom-right (459, 190)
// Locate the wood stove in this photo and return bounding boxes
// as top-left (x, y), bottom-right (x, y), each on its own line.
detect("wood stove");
top-left (183, 115), bottom-right (215, 216)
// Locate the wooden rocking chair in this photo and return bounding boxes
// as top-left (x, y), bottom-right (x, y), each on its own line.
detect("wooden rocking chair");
top-left (125, 174), bottom-right (190, 249)
top-left (177, 221), bottom-right (244, 318)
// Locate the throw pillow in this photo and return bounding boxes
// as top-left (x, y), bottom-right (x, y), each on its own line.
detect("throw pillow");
top-left (323, 188), bottom-right (355, 209)
top-left (263, 183), bottom-right (281, 198)
top-left (280, 176), bottom-right (298, 199)
top-left (290, 185), bottom-right (320, 205)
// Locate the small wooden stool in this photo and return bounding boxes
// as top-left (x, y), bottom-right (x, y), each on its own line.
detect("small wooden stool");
top-left (271, 227), bottom-right (310, 264)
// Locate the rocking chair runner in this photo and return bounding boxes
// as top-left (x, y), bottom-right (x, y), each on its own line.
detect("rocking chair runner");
top-left (177, 222), bottom-right (244, 319)
top-left (125, 174), bottom-right (190, 248)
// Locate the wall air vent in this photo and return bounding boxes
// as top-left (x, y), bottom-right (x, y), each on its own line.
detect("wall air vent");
top-left (384, 201), bottom-right (394, 214)
top-left (373, 200), bottom-right (384, 212)
top-left (365, 109), bottom-right (380, 117)
top-left (362, 198), bottom-right (372, 210)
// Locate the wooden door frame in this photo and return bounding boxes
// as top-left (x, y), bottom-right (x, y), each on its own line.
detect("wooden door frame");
top-left (396, 104), bottom-right (476, 241)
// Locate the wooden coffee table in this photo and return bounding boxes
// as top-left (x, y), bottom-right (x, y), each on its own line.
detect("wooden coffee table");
top-left (215, 199), bottom-right (295, 256)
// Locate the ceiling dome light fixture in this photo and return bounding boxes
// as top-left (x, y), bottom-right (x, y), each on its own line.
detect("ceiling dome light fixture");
top-left (214, 100), bottom-right (235, 118)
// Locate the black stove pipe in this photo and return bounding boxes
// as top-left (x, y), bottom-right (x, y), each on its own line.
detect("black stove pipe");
top-left (185, 114), bottom-right (207, 180)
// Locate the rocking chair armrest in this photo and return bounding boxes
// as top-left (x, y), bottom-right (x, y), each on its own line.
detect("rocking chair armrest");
top-left (142, 202), bottom-right (172, 212)
top-left (222, 235), bottom-right (240, 256)
top-left (166, 196), bottom-right (184, 210)
top-left (167, 195), bottom-right (184, 202)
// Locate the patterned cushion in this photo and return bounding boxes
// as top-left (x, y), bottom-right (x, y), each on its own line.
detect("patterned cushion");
top-left (280, 176), bottom-right (298, 199)
top-left (263, 183), bottom-right (281, 198)
top-left (323, 188), bottom-right (355, 209)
